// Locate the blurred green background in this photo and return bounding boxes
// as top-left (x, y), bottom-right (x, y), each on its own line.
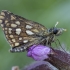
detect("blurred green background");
top-left (0, 0), bottom-right (70, 70)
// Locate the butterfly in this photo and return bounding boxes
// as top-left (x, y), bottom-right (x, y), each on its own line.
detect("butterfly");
top-left (0, 10), bottom-right (66, 52)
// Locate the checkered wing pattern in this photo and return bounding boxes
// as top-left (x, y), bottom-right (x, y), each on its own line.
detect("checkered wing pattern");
top-left (0, 10), bottom-right (48, 52)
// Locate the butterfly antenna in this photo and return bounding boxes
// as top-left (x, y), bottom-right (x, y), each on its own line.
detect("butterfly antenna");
top-left (56, 39), bottom-right (66, 52)
top-left (55, 22), bottom-right (67, 31)
top-left (54, 41), bottom-right (58, 48)
top-left (55, 22), bottom-right (59, 27)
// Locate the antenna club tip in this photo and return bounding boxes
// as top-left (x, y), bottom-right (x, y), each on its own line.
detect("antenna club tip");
top-left (63, 29), bottom-right (67, 31)
top-left (55, 22), bottom-right (59, 27)
top-left (56, 21), bottom-right (59, 24)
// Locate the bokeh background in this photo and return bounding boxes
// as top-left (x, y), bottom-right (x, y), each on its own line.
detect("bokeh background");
top-left (0, 0), bottom-right (70, 70)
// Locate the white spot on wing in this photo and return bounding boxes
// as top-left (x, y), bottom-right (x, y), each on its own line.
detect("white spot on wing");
top-left (1, 24), bottom-right (3, 27)
top-left (11, 15), bottom-right (15, 20)
top-left (1, 12), bottom-right (5, 16)
top-left (11, 24), bottom-right (17, 27)
top-left (26, 25), bottom-right (32, 29)
top-left (5, 31), bottom-right (7, 34)
top-left (0, 16), bottom-right (4, 19)
top-left (15, 21), bottom-right (20, 25)
top-left (20, 48), bottom-right (23, 51)
top-left (12, 39), bottom-right (16, 42)
top-left (5, 20), bottom-right (8, 23)
top-left (26, 30), bottom-right (34, 35)
top-left (24, 47), bottom-right (27, 49)
top-left (0, 20), bottom-right (2, 24)
top-left (15, 43), bottom-right (19, 46)
top-left (5, 28), bottom-right (7, 30)
top-left (16, 28), bottom-right (21, 32)
top-left (8, 28), bottom-right (12, 34)
top-left (9, 28), bottom-right (12, 30)
top-left (9, 31), bottom-right (12, 34)
top-left (19, 37), bottom-right (22, 40)
top-left (23, 40), bottom-right (28, 43)
top-left (9, 35), bottom-right (14, 38)
top-left (16, 28), bottom-right (21, 35)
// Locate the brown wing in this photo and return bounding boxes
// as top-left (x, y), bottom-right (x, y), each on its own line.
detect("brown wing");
top-left (0, 10), bottom-right (48, 49)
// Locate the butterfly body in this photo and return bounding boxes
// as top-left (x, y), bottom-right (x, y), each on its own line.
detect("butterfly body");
top-left (0, 10), bottom-right (66, 52)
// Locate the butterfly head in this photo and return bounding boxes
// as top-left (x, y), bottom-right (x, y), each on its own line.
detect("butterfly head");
top-left (49, 27), bottom-right (66, 36)
top-left (49, 22), bottom-right (66, 36)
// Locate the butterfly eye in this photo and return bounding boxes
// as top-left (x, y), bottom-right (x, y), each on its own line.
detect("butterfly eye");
top-left (53, 28), bottom-right (58, 34)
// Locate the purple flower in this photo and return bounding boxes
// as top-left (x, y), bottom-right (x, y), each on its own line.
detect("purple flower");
top-left (27, 45), bottom-right (52, 61)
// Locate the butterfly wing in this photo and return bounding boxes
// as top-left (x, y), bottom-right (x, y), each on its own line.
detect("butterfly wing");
top-left (0, 10), bottom-right (48, 52)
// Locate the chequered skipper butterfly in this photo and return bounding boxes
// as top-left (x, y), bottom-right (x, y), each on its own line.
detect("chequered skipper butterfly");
top-left (0, 10), bottom-right (66, 52)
